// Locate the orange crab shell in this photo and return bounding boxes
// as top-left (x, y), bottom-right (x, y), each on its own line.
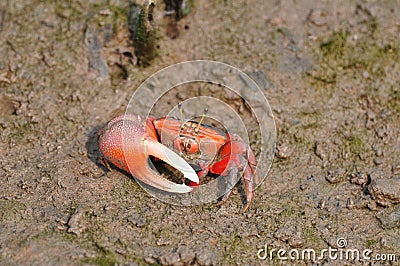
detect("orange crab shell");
top-left (153, 117), bottom-right (227, 157)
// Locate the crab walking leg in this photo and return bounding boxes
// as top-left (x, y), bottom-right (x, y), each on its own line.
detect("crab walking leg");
top-left (241, 164), bottom-right (255, 212)
top-left (212, 159), bottom-right (256, 212)
top-left (208, 133), bottom-right (259, 212)
top-left (246, 146), bottom-right (261, 186)
top-left (98, 115), bottom-right (198, 193)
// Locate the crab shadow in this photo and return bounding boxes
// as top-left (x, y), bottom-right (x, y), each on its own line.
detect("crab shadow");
top-left (85, 124), bottom-right (110, 174)
top-left (235, 179), bottom-right (248, 208)
top-left (216, 171), bottom-right (248, 209)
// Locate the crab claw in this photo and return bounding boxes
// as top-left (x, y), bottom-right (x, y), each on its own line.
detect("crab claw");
top-left (98, 115), bottom-right (198, 193)
top-left (130, 138), bottom-right (199, 193)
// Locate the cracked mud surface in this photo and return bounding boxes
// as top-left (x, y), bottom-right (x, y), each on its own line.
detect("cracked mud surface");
top-left (0, 1), bottom-right (399, 265)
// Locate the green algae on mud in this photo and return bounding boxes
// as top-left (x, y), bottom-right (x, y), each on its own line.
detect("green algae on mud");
top-left (129, 1), bottom-right (158, 66)
top-left (308, 28), bottom-right (400, 85)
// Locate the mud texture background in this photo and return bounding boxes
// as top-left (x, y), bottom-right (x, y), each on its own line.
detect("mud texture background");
top-left (0, 0), bottom-right (399, 265)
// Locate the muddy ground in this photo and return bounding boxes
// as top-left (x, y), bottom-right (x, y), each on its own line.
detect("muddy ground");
top-left (0, 0), bottom-right (399, 265)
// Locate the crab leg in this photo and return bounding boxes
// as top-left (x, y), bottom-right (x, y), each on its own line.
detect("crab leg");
top-left (208, 133), bottom-right (259, 212)
top-left (98, 115), bottom-right (198, 193)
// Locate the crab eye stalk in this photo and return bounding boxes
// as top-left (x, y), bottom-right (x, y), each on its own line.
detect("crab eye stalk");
top-left (178, 102), bottom-right (185, 129)
top-left (195, 107), bottom-right (208, 133)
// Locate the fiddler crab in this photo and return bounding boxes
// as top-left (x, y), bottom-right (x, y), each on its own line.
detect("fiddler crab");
top-left (97, 104), bottom-right (259, 212)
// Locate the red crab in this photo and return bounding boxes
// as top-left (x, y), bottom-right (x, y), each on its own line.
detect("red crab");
top-left (97, 110), bottom-right (259, 211)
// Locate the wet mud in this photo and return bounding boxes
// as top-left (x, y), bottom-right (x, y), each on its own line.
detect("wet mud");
top-left (0, 0), bottom-right (399, 265)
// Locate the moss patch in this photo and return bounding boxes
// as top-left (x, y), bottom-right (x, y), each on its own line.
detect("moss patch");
top-left (308, 29), bottom-right (400, 85)
top-left (343, 134), bottom-right (367, 157)
top-left (81, 251), bottom-right (117, 266)
top-left (129, 2), bottom-right (158, 66)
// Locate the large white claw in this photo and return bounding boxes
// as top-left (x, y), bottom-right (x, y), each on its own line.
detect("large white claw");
top-left (125, 139), bottom-right (198, 194)
top-left (145, 139), bottom-right (199, 184)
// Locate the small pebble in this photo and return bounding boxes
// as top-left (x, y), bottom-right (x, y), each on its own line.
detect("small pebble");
top-left (374, 158), bottom-right (384, 165)
top-left (276, 143), bottom-right (293, 159)
top-left (159, 252), bottom-right (180, 266)
top-left (289, 238), bottom-right (304, 248)
top-left (314, 141), bottom-right (327, 160)
top-left (67, 209), bottom-right (86, 236)
top-left (144, 257), bottom-right (157, 264)
top-left (325, 168), bottom-right (346, 184)
top-left (307, 8), bottom-right (329, 26)
top-left (349, 172), bottom-right (369, 186)
top-left (373, 144), bottom-right (383, 157)
top-left (365, 110), bottom-right (376, 129)
top-left (367, 202), bottom-right (378, 211)
top-left (156, 237), bottom-right (171, 246)
top-left (375, 125), bottom-right (388, 139)
top-left (0, 95), bottom-right (19, 117)
top-left (392, 165), bottom-right (400, 175)
top-left (195, 247), bottom-right (217, 266)
top-left (177, 246), bottom-right (196, 264)
top-left (377, 208), bottom-right (400, 230)
top-left (380, 237), bottom-right (387, 247)
top-left (368, 177), bottom-right (400, 206)
top-left (318, 199), bottom-right (326, 209)
top-left (346, 198), bottom-right (355, 209)
top-left (128, 213), bottom-right (146, 228)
